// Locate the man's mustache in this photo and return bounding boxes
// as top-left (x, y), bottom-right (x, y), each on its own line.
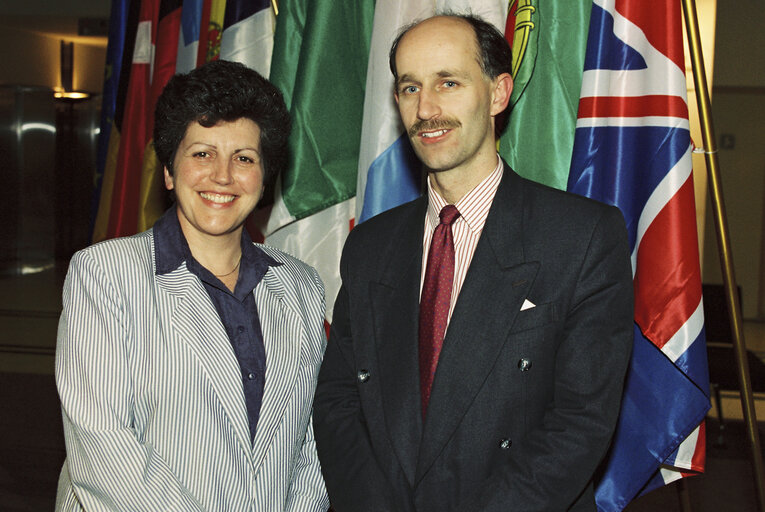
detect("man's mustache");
top-left (408, 118), bottom-right (461, 138)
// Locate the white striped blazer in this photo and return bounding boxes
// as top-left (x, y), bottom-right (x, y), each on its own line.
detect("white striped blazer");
top-left (54, 229), bottom-right (329, 511)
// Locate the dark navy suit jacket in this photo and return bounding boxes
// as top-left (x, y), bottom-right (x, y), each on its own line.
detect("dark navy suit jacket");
top-left (314, 164), bottom-right (634, 512)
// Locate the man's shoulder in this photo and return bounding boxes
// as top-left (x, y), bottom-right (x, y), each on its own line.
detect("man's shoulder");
top-left (512, 170), bottom-right (609, 211)
top-left (348, 196), bottom-right (426, 245)
top-left (508, 168), bottom-right (623, 226)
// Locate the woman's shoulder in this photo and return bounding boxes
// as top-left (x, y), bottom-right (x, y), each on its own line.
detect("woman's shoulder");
top-left (254, 244), bottom-right (324, 291)
top-left (255, 243), bottom-right (309, 271)
top-left (69, 230), bottom-right (154, 275)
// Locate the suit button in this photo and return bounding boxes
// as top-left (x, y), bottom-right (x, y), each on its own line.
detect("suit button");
top-left (357, 369), bottom-right (370, 383)
top-left (518, 358), bottom-right (532, 371)
top-left (499, 438), bottom-right (512, 450)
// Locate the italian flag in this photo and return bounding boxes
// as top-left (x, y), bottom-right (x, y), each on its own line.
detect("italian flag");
top-left (254, 0), bottom-right (375, 320)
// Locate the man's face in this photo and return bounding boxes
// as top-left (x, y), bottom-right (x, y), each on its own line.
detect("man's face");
top-left (394, 17), bottom-right (506, 176)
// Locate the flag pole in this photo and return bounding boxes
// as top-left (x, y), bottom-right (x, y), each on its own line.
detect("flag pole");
top-left (681, 0), bottom-right (765, 510)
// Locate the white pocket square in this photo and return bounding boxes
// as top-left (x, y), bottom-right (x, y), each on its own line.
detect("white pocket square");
top-left (520, 299), bottom-right (536, 311)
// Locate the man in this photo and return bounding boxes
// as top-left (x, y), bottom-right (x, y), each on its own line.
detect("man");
top-left (314, 14), bottom-right (633, 512)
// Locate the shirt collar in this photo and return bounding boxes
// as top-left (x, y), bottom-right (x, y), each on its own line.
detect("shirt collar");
top-left (154, 207), bottom-right (189, 275)
top-left (426, 154), bottom-right (503, 234)
top-left (153, 207), bottom-right (281, 299)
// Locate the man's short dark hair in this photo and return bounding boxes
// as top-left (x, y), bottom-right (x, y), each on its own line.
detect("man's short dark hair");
top-left (388, 13), bottom-right (513, 135)
top-left (154, 60), bottom-right (290, 186)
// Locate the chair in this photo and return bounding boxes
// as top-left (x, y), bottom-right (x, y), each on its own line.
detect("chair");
top-left (703, 283), bottom-right (765, 446)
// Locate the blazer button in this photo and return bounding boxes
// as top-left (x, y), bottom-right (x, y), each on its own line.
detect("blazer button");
top-left (499, 438), bottom-right (512, 450)
top-left (518, 358), bottom-right (532, 371)
top-left (357, 369), bottom-right (370, 383)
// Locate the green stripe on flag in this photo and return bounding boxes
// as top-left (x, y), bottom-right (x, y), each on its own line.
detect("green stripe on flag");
top-left (500, 0), bottom-right (591, 190)
top-left (270, 0), bottom-right (375, 220)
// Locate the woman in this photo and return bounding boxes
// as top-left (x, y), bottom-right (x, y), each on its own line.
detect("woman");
top-left (55, 60), bottom-right (329, 511)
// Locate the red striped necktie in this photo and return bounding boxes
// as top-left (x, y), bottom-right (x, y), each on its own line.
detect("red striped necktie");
top-left (419, 204), bottom-right (460, 417)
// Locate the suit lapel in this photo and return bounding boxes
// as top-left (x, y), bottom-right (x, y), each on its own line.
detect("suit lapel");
top-left (158, 251), bottom-right (303, 479)
top-left (416, 168), bottom-right (540, 482)
top-left (155, 264), bottom-right (253, 460)
top-left (250, 264), bottom-right (301, 477)
top-left (371, 199), bottom-right (427, 486)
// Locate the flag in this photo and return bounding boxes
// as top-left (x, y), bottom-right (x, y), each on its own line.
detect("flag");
top-left (91, 0), bottom-right (131, 237)
top-left (135, 0), bottom-right (182, 232)
top-left (500, 0), bottom-right (592, 189)
top-left (567, 0), bottom-right (710, 509)
top-left (197, 0), bottom-right (227, 65)
top-left (104, 0), bottom-right (160, 238)
top-left (220, 0), bottom-right (274, 76)
top-left (176, 0), bottom-right (204, 73)
top-left (355, 0), bottom-right (436, 223)
top-left (257, 0), bottom-right (375, 319)
top-left (92, 0), bottom-right (143, 241)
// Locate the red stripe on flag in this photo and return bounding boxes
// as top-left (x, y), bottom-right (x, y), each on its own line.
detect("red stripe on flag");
top-left (107, 0), bottom-right (160, 238)
top-left (197, 0), bottom-right (213, 66)
top-left (615, 0), bottom-right (684, 71)
top-left (577, 95), bottom-right (688, 120)
top-left (108, 70), bottom-right (151, 236)
top-left (633, 175), bottom-right (702, 347)
top-left (151, 5), bottom-right (182, 107)
top-left (504, 2), bottom-right (517, 48)
top-left (690, 421), bottom-right (706, 472)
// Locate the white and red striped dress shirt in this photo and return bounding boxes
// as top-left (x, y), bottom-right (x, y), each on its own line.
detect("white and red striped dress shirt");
top-left (420, 155), bottom-right (504, 326)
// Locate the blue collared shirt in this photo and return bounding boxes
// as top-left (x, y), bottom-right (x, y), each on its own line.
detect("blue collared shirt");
top-left (153, 208), bottom-right (279, 443)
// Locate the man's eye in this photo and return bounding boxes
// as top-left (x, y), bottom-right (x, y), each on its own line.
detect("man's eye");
top-left (443, 81), bottom-right (457, 88)
top-left (402, 85), bottom-right (419, 94)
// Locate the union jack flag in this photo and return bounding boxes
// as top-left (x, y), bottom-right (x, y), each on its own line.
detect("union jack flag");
top-left (567, 0), bottom-right (711, 509)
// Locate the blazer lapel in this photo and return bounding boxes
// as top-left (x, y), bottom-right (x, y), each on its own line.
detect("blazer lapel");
top-left (155, 264), bottom-right (253, 460)
top-left (249, 265), bottom-right (301, 477)
top-left (371, 199), bottom-right (427, 486)
top-left (416, 168), bottom-right (540, 482)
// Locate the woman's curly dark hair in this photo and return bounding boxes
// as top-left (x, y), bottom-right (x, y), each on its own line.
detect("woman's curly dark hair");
top-left (153, 60), bottom-right (290, 186)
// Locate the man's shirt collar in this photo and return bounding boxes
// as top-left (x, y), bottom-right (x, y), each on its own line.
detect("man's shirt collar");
top-left (426, 154), bottom-right (504, 234)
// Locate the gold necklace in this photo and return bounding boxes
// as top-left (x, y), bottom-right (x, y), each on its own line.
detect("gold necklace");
top-left (213, 256), bottom-right (242, 278)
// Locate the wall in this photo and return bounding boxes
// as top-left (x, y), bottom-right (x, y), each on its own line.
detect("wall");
top-left (703, 0), bottom-right (765, 320)
top-left (685, 0), bottom-right (717, 260)
top-left (2, 0), bottom-right (108, 17)
top-left (0, 25), bottom-right (106, 93)
top-left (0, 26), bottom-right (61, 90)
